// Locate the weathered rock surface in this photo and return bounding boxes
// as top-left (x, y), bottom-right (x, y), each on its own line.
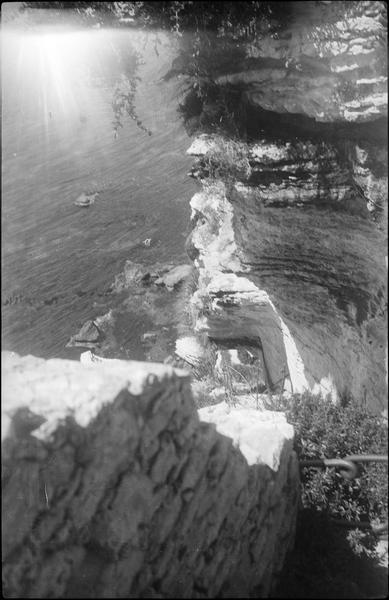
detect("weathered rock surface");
top-left (155, 264), bottom-right (193, 290)
top-left (2, 352), bottom-right (299, 598)
top-left (112, 260), bottom-right (152, 291)
top-left (67, 260), bottom-right (194, 362)
top-left (66, 318), bottom-right (104, 348)
top-left (112, 260), bottom-right (192, 292)
top-left (185, 134), bottom-right (387, 411)
top-left (215, 0), bottom-right (387, 123)
top-left (179, 2), bottom-right (387, 414)
top-left (188, 134), bottom-right (387, 223)
top-left (175, 335), bottom-right (205, 367)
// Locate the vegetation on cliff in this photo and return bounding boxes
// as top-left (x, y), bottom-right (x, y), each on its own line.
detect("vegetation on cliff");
top-left (277, 392), bottom-right (388, 541)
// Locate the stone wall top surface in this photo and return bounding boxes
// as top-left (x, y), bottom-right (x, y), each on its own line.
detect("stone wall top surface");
top-left (199, 401), bottom-right (294, 470)
top-left (1, 351), bottom-right (189, 442)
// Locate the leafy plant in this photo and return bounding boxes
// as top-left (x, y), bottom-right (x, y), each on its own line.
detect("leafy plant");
top-left (271, 391), bottom-right (388, 554)
top-left (112, 73), bottom-right (153, 138)
top-left (194, 138), bottom-right (252, 182)
top-left (268, 390), bottom-right (388, 598)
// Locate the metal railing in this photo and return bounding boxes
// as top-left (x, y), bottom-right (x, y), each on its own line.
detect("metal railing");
top-left (299, 454), bottom-right (388, 535)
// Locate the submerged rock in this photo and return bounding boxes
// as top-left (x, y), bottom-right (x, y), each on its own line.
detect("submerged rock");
top-left (74, 192), bottom-right (98, 207)
top-left (112, 261), bottom-right (151, 292)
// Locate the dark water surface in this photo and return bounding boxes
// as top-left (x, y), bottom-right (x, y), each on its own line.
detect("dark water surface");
top-left (2, 27), bottom-right (196, 359)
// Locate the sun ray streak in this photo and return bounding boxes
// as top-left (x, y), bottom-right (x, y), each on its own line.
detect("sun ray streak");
top-left (9, 29), bottom-right (112, 128)
top-left (4, 25), bottom-right (147, 160)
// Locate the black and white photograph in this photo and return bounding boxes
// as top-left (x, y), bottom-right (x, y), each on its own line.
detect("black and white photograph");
top-left (2, 1), bottom-right (388, 597)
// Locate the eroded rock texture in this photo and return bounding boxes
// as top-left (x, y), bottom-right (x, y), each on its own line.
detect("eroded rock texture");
top-left (215, 0), bottom-right (387, 123)
top-left (2, 352), bottom-right (299, 598)
top-left (181, 0), bottom-right (387, 413)
top-left (185, 132), bottom-right (387, 410)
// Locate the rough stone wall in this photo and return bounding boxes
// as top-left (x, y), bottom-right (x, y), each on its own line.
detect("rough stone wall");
top-left (2, 352), bottom-right (299, 598)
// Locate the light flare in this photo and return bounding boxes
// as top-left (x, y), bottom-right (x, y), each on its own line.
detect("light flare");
top-left (11, 28), bottom-right (108, 123)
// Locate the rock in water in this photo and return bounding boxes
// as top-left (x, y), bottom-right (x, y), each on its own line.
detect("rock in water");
top-left (77, 320), bottom-right (101, 342)
top-left (66, 320), bottom-right (102, 348)
top-left (141, 331), bottom-right (159, 342)
top-left (111, 260), bottom-right (189, 292)
top-left (155, 264), bottom-right (193, 290)
top-left (74, 192), bottom-right (98, 207)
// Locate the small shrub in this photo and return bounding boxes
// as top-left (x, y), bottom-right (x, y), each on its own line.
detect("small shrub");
top-left (273, 391), bottom-right (388, 598)
top-left (274, 391), bottom-right (388, 555)
top-left (195, 138), bottom-right (252, 183)
top-left (188, 344), bottom-right (267, 410)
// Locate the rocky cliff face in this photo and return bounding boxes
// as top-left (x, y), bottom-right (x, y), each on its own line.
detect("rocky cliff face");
top-left (178, 1), bottom-right (387, 412)
top-left (217, 0), bottom-right (387, 123)
top-left (2, 352), bottom-right (299, 598)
